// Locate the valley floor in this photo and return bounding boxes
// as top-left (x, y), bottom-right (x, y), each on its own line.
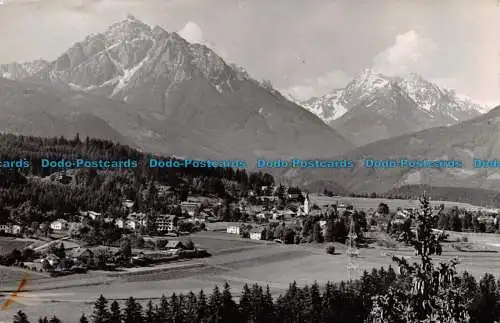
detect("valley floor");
top-left (1, 231), bottom-right (499, 322)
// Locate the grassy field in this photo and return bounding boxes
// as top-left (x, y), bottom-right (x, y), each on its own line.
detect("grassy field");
top-left (0, 230), bottom-right (498, 322)
top-left (0, 238), bottom-right (31, 255)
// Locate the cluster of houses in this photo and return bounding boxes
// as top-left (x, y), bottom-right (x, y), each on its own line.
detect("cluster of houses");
top-left (46, 199), bottom-right (211, 237)
top-left (23, 237), bottom-right (192, 274)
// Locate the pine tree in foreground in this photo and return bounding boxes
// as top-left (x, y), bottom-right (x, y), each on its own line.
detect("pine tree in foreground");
top-left (109, 300), bottom-right (122, 323)
top-left (91, 294), bottom-right (111, 323)
top-left (123, 296), bottom-right (143, 323)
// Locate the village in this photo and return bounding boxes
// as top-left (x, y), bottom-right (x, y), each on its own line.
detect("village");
top-left (1, 177), bottom-right (499, 280)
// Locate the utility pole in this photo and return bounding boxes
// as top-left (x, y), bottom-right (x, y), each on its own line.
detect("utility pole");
top-left (346, 211), bottom-right (359, 282)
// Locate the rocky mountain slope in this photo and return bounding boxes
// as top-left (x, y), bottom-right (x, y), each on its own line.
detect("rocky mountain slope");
top-left (0, 16), bottom-right (353, 161)
top-left (282, 105), bottom-right (500, 193)
top-left (300, 69), bottom-right (487, 146)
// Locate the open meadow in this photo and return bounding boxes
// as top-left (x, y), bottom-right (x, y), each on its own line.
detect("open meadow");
top-left (0, 238), bottom-right (31, 255)
top-left (1, 230), bottom-right (499, 322)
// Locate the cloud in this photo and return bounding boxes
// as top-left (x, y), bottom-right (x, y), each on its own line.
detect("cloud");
top-left (178, 21), bottom-right (204, 44)
top-left (372, 30), bottom-right (436, 76)
top-left (282, 69), bottom-right (351, 101)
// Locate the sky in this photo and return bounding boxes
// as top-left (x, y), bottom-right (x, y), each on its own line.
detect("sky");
top-left (0, 0), bottom-right (499, 106)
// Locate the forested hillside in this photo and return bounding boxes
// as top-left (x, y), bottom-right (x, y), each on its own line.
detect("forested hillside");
top-left (0, 133), bottom-right (274, 224)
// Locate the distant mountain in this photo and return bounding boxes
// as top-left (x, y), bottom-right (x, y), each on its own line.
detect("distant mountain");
top-left (0, 16), bottom-right (353, 161)
top-left (300, 69), bottom-right (487, 146)
top-left (283, 105), bottom-right (500, 193)
top-left (0, 60), bottom-right (49, 79)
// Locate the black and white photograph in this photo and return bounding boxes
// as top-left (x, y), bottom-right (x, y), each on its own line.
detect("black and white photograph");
top-left (0, 0), bottom-right (499, 322)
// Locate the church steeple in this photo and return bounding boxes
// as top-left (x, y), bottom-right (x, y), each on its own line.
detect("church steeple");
top-left (303, 192), bottom-right (310, 215)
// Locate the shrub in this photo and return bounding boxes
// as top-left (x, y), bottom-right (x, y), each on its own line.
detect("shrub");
top-left (326, 245), bottom-right (336, 255)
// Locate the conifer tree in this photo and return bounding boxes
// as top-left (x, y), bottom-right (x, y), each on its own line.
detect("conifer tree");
top-left (239, 284), bottom-right (252, 321)
top-left (184, 291), bottom-right (198, 322)
top-left (109, 300), bottom-right (122, 323)
top-left (208, 286), bottom-right (223, 323)
top-left (170, 292), bottom-right (183, 322)
top-left (91, 294), bottom-right (111, 323)
top-left (221, 282), bottom-right (239, 322)
top-left (197, 289), bottom-right (209, 322)
top-left (307, 281), bottom-right (322, 323)
top-left (123, 297), bottom-right (143, 323)
top-left (144, 300), bottom-right (157, 323)
top-left (156, 295), bottom-right (170, 322)
top-left (263, 285), bottom-right (275, 322)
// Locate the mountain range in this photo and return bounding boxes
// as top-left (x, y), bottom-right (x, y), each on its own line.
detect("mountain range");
top-left (283, 104), bottom-right (500, 193)
top-left (2, 15), bottom-right (499, 197)
top-left (0, 16), bottom-right (353, 161)
top-left (300, 69), bottom-right (488, 146)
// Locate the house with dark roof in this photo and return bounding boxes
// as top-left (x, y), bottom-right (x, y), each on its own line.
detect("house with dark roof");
top-left (165, 240), bottom-right (184, 249)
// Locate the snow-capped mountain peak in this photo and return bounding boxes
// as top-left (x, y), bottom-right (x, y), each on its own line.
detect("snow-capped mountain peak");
top-left (353, 68), bottom-right (391, 92)
top-left (300, 70), bottom-right (486, 127)
top-left (1, 16), bottom-right (240, 99)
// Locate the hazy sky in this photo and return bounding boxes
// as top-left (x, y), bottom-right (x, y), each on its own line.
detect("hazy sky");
top-left (0, 0), bottom-right (499, 105)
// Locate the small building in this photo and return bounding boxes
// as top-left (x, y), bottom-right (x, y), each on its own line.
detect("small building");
top-left (43, 254), bottom-right (61, 267)
top-left (165, 240), bottom-right (184, 249)
top-left (256, 212), bottom-right (268, 220)
top-left (81, 211), bottom-right (102, 220)
top-left (227, 225), bottom-right (240, 235)
top-left (181, 201), bottom-right (201, 216)
top-left (115, 218), bottom-right (125, 229)
top-left (156, 214), bottom-right (177, 232)
top-left (250, 229), bottom-right (263, 240)
top-left (122, 199), bottom-right (135, 209)
top-left (70, 248), bottom-right (94, 265)
top-left (11, 224), bottom-right (22, 235)
top-left (50, 219), bottom-right (69, 231)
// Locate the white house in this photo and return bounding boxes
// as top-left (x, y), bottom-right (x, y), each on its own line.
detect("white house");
top-left (122, 199), bottom-right (135, 209)
top-left (227, 225), bottom-right (240, 235)
top-left (181, 201), bottom-right (201, 216)
top-left (250, 229), bottom-right (263, 240)
top-left (11, 224), bottom-right (21, 235)
top-left (115, 218), bottom-right (125, 229)
top-left (155, 214), bottom-right (177, 232)
top-left (50, 219), bottom-right (69, 231)
top-left (81, 211), bottom-right (102, 220)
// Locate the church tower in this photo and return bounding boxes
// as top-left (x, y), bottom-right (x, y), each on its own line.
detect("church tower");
top-left (303, 192), bottom-right (310, 215)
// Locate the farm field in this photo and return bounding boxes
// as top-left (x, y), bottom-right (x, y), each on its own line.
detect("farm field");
top-left (1, 230), bottom-right (499, 322)
top-left (0, 238), bottom-right (32, 255)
